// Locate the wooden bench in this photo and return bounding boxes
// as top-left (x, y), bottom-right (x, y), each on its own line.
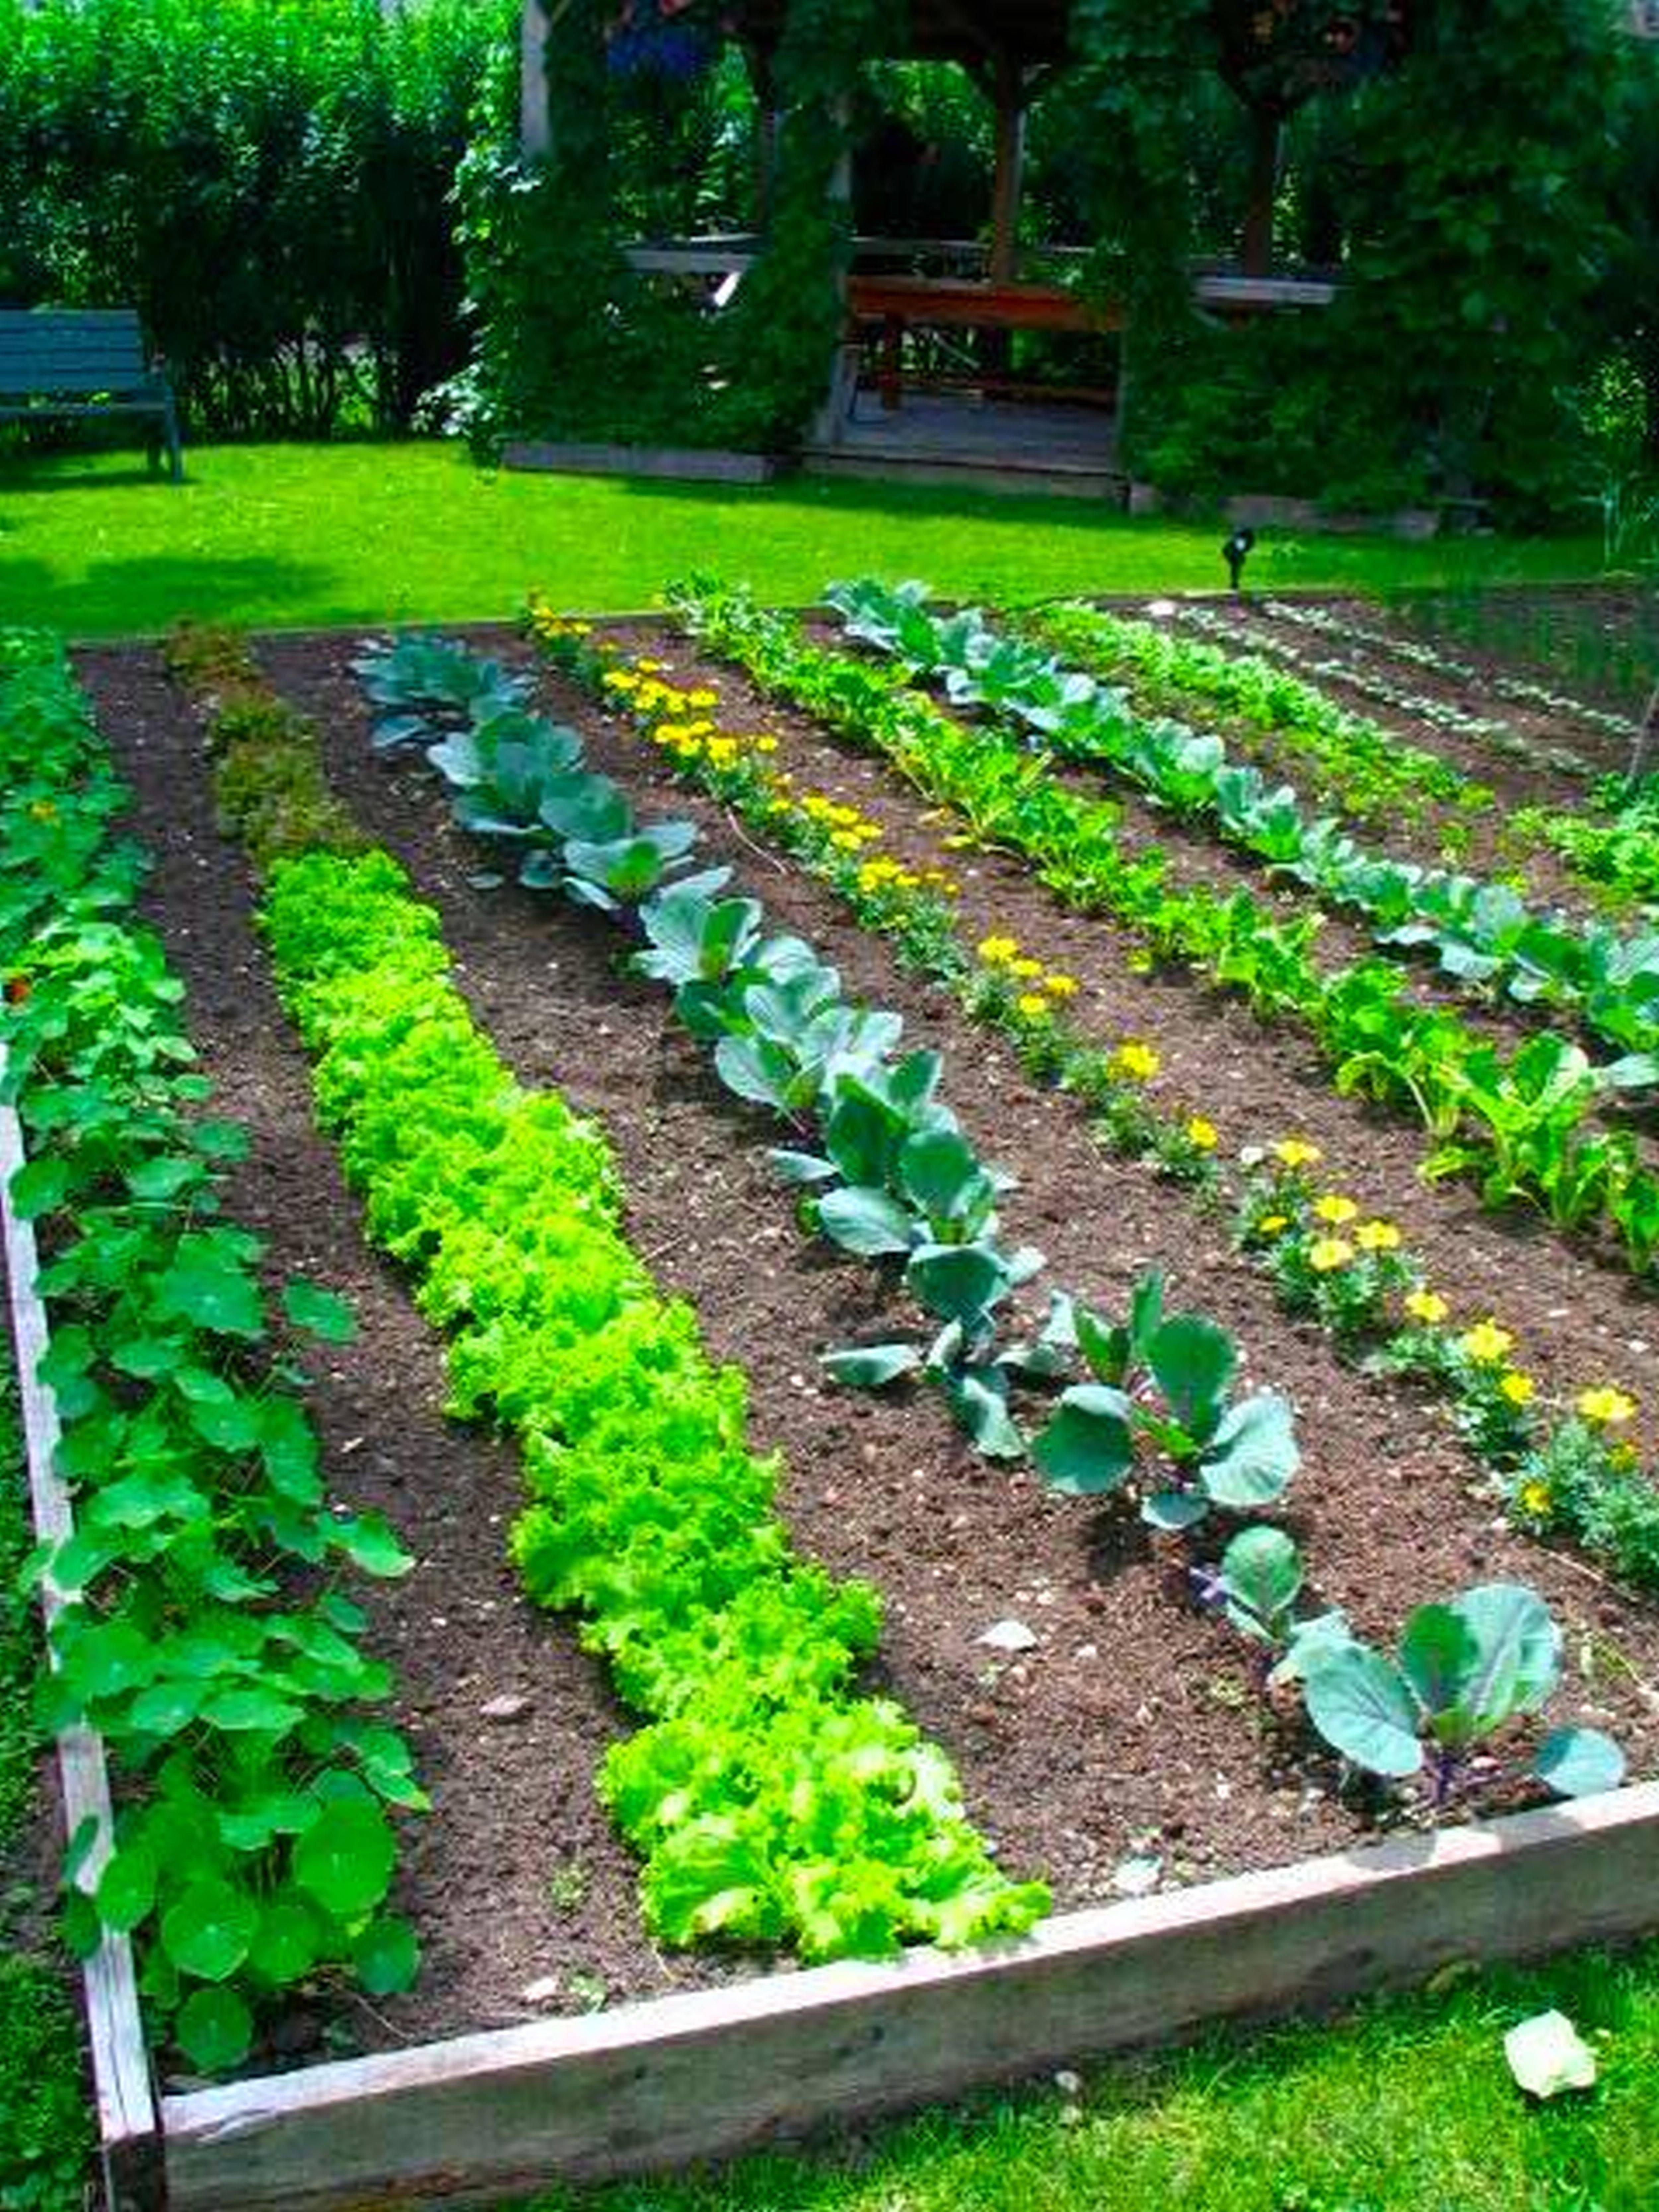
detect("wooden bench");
top-left (844, 275), bottom-right (1125, 411)
top-left (0, 309), bottom-right (182, 480)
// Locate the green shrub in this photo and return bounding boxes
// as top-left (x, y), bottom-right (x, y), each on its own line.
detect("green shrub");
top-left (0, 0), bottom-right (512, 436)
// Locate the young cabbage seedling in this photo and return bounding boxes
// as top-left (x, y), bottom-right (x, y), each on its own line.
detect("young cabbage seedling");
top-left (1029, 1270), bottom-right (1299, 1529)
top-left (1299, 1581), bottom-right (1625, 1805)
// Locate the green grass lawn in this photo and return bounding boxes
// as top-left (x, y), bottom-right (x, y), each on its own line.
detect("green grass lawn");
top-left (517, 1944), bottom-right (1659, 2212)
top-left (0, 440), bottom-right (1613, 638)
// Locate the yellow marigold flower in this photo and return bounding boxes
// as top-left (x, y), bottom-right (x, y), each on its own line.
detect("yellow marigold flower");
top-left (830, 829), bottom-right (863, 852)
top-left (756, 735), bottom-right (779, 752)
top-left (802, 795), bottom-right (835, 821)
top-left (1186, 1116), bottom-right (1219, 1150)
top-left (977, 935), bottom-right (1020, 965)
top-left (1518, 1478), bottom-right (1553, 1517)
top-left (1458, 1319), bottom-right (1515, 1366)
top-left (1258, 1213), bottom-right (1290, 1235)
top-left (601, 669), bottom-right (638, 691)
top-left (707, 739), bottom-right (739, 766)
top-left (1354, 1220), bottom-right (1401, 1252)
top-left (686, 688), bottom-right (718, 707)
top-left (1043, 972), bottom-right (1080, 999)
top-left (1308, 1237), bottom-right (1354, 1273)
top-left (636, 657), bottom-right (665, 673)
top-left (569, 620), bottom-right (593, 636)
top-left (1010, 957), bottom-right (1045, 979)
top-left (1273, 1138), bottom-right (1323, 1168)
top-left (1405, 1288), bottom-right (1448, 1325)
top-left (894, 870), bottom-right (920, 889)
top-left (1313, 1194), bottom-right (1358, 1225)
top-left (1577, 1385), bottom-right (1637, 1428)
top-left (1017, 993), bottom-right (1052, 1018)
top-left (1111, 1041), bottom-right (1161, 1082)
top-left (1499, 1371), bottom-right (1536, 1407)
top-left (828, 803), bottom-right (860, 828)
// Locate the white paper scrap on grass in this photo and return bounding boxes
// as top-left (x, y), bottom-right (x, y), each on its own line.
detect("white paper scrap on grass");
top-left (1503, 2010), bottom-right (1598, 2100)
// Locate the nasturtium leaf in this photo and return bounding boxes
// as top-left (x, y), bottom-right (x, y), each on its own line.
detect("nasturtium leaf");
top-left (1532, 1726), bottom-right (1626, 1799)
top-left (126, 1152), bottom-right (205, 1203)
top-left (108, 1335), bottom-right (186, 1380)
top-left (199, 1687), bottom-right (307, 1736)
top-left (61, 1886), bottom-right (102, 1962)
top-left (7, 1155), bottom-right (69, 1219)
top-left (281, 1280), bottom-right (358, 1344)
top-left (822, 1343), bottom-right (922, 1389)
top-left (1303, 1645), bottom-right (1423, 1778)
top-left (817, 1187), bottom-right (917, 1257)
top-left (218, 1793), bottom-right (324, 1853)
top-left (175, 1986), bottom-right (253, 2073)
top-left (256, 1396), bottom-right (322, 1503)
top-left (1031, 1386), bottom-right (1135, 1496)
top-left (128, 1681), bottom-right (206, 1738)
top-left (1199, 1390), bottom-right (1299, 1508)
top-left (172, 1366), bottom-right (235, 1405)
top-left (1147, 1314), bottom-right (1237, 1439)
top-left (154, 1235), bottom-right (264, 1338)
top-left (248, 1897), bottom-right (321, 1985)
top-left (62, 1620), bottom-right (155, 1702)
top-left (162, 1878), bottom-right (258, 1981)
top-left (190, 1119), bottom-right (251, 1163)
top-left (186, 1391), bottom-right (263, 1455)
top-left (95, 1843), bottom-right (158, 1934)
top-left (292, 1799), bottom-right (397, 1919)
top-left (44, 1525), bottom-right (125, 1590)
top-left (330, 1514), bottom-right (414, 1579)
top-left (351, 1914), bottom-right (421, 1997)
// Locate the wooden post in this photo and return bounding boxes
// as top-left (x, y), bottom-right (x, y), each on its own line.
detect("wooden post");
top-left (810, 91), bottom-right (859, 447)
top-left (520, 0), bottom-right (552, 161)
top-left (988, 51), bottom-right (1027, 286)
top-left (1241, 105), bottom-right (1281, 277)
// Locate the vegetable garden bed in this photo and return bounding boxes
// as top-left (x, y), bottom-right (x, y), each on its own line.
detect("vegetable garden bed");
top-left (15, 593), bottom-right (1659, 2209)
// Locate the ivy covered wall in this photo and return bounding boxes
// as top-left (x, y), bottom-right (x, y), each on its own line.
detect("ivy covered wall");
top-left (457, 0), bottom-right (899, 452)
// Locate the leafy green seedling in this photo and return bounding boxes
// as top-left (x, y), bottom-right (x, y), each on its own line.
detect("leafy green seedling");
top-left (1300, 1581), bottom-right (1625, 1803)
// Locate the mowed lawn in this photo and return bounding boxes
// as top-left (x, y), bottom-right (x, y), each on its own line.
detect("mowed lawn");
top-left (0, 440), bottom-right (1613, 638)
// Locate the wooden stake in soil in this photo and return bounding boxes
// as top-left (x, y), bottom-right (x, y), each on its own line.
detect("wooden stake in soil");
top-left (0, 1066), bottom-right (163, 2212)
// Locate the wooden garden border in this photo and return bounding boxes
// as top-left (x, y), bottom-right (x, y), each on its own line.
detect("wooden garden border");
top-left (7, 1075), bottom-right (1659, 2212)
top-left (0, 1076), bottom-right (162, 2212)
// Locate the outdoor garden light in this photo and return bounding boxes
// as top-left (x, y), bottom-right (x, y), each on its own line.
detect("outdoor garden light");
top-left (1223, 527), bottom-right (1256, 591)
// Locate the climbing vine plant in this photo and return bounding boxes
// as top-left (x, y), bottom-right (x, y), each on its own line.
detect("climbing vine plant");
top-left (455, 0), bottom-right (900, 452)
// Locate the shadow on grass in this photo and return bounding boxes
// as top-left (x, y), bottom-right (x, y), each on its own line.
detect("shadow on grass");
top-left (0, 551), bottom-right (337, 637)
top-left (606, 469), bottom-right (1139, 531)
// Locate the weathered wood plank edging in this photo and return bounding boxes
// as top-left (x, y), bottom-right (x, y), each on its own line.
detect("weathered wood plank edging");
top-left (164, 1780), bottom-right (1659, 2212)
top-left (0, 1070), bottom-right (163, 2212)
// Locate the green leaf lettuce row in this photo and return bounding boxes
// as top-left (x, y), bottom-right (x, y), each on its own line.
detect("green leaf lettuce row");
top-left (261, 846), bottom-right (1049, 1959)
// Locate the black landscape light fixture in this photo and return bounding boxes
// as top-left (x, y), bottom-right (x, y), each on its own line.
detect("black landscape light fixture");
top-left (1223, 526), bottom-right (1256, 592)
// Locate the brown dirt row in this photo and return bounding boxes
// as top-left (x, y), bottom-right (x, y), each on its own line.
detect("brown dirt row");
top-left (260, 628), bottom-right (1659, 1885)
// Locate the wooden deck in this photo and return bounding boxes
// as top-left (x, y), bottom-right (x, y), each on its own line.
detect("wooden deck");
top-left (802, 392), bottom-right (1126, 502)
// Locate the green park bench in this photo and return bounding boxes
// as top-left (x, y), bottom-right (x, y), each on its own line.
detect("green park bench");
top-left (0, 308), bottom-right (183, 480)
